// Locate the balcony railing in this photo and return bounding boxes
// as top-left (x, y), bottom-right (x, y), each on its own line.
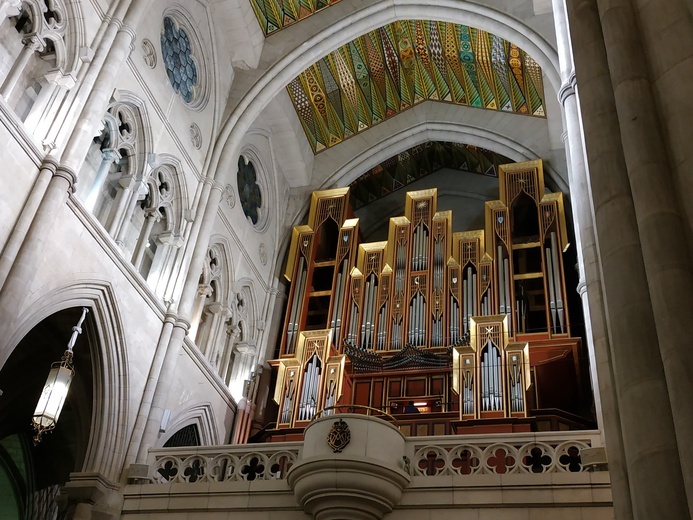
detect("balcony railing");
top-left (146, 429), bottom-right (602, 484)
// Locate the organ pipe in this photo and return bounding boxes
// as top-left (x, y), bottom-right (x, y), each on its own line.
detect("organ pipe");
top-left (276, 161), bottom-right (574, 429)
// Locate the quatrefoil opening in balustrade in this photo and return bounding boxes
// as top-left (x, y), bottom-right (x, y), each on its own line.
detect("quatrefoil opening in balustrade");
top-left (240, 456), bottom-right (265, 481)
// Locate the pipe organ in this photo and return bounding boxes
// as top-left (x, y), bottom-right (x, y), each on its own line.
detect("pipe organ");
top-left (270, 160), bottom-right (591, 438)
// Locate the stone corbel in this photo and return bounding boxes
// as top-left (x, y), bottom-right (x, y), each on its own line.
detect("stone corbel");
top-left (57, 472), bottom-right (123, 520)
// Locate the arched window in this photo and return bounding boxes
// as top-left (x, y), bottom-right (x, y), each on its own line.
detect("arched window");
top-left (0, 0), bottom-right (77, 132)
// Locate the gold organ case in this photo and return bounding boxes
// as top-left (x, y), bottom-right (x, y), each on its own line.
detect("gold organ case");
top-left (268, 160), bottom-right (591, 440)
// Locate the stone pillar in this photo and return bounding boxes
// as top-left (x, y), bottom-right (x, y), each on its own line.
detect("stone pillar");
top-left (0, 34), bottom-right (43, 99)
top-left (221, 325), bottom-right (241, 384)
top-left (131, 210), bottom-right (159, 270)
top-left (559, 76), bottom-right (633, 520)
top-left (594, 0), bottom-right (693, 507)
top-left (567, 0), bottom-right (690, 517)
top-left (23, 69), bottom-right (76, 134)
top-left (106, 174), bottom-right (135, 238)
top-left (0, 164), bottom-right (74, 360)
top-left (84, 148), bottom-right (120, 211)
top-left (0, 155), bottom-right (57, 291)
top-left (136, 183), bottom-right (225, 461)
top-left (149, 232), bottom-right (184, 297)
top-left (123, 309), bottom-right (176, 469)
top-left (550, 0), bottom-right (632, 515)
top-left (628, 0), bottom-right (693, 241)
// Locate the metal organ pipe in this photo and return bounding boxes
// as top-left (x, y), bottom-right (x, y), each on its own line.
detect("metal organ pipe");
top-left (550, 232), bottom-right (564, 332)
top-left (497, 245), bottom-right (506, 314)
top-left (288, 258), bottom-right (307, 353)
top-left (545, 246), bottom-right (557, 333)
top-left (462, 278), bottom-right (468, 334)
top-left (482, 347), bottom-right (489, 411)
top-left (466, 267), bottom-right (473, 332)
top-left (472, 272), bottom-right (478, 317)
top-left (503, 258), bottom-right (511, 335)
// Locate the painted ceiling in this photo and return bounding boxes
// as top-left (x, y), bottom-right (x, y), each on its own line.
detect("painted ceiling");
top-left (287, 20), bottom-right (546, 153)
top-left (250, 0), bottom-right (341, 35)
top-left (348, 141), bottom-right (512, 210)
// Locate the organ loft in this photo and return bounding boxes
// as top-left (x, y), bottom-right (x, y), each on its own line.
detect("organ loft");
top-left (265, 159), bottom-right (593, 440)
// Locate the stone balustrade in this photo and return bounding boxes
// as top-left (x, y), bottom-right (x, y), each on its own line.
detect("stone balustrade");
top-left (148, 441), bottom-right (300, 483)
top-left (146, 429), bottom-right (601, 485)
top-left (411, 430), bottom-right (600, 476)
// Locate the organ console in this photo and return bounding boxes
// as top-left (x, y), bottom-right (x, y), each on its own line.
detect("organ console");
top-left (267, 159), bottom-right (592, 440)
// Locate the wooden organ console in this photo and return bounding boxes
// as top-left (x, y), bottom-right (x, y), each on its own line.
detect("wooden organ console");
top-left (267, 160), bottom-right (592, 441)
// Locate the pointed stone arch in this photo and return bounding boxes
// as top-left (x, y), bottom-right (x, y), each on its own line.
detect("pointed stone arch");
top-left (157, 402), bottom-right (220, 447)
top-left (211, 0), bottom-right (561, 181)
top-left (4, 279), bottom-right (129, 482)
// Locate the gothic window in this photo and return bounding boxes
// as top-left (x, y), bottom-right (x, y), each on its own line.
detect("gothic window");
top-left (237, 155), bottom-right (263, 227)
top-left (1, 0), bottom-right (70, 126)
top-left (160, 16), bottom-right (198, 104)
top-left (163, 424), bottom-right (201, 447)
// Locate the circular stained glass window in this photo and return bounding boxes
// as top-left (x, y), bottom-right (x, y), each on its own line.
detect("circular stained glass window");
top-left (161, 16), bottom-right (199, 104)
top-left (237, 155), bottom-right (262, 226)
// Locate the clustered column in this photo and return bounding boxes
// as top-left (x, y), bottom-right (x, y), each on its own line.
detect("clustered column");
top-left (566, 0), bottom-right (693, 517)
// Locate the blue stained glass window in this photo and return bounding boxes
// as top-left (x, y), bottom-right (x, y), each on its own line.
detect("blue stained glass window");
top-left (237, 156), bottom-right (262, 226)
top-left (161, 17), bottom-right (198, 104)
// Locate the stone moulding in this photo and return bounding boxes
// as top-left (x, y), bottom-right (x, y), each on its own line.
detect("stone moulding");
top-left (288, 414), bottom-right (410, 520)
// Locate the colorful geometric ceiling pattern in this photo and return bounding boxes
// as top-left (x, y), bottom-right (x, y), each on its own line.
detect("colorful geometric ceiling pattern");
top-left (349, 141), bottom-right (512, 210)
top-left (250, 0), bottom-right (341, 35)
top-left (287, 20), bottom-right (546, 153)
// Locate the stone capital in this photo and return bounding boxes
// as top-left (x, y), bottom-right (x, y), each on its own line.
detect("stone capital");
top-left (43, 69), bottom-right (77, 89)
top-left (22, 33), bottom-right (45, 52)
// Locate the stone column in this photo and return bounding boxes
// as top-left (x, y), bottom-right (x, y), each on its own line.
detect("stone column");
top-left (84, 148), bottom-right (120, 211)
top-left (559, 77), bottom-right (633, 520)
top-left (0, 155), bottom-right (57, 291)
top-left (148, 232), bottom-right (184, 295)
top-left (594, 0), bottom-right (693, 507)
top-left (136, 183), bottom-right (225, 461)
top-left (206, 303), bottom-right (232, 367)
top-left (221, 325), bottom-right (241, 384)
top-left (23, 69), bottom-right (76, 134)
top-left (550, 0), bottom-right (632, 515)
top-left (0, 165), bottom-right (74, 360)
top-left (131, 210), bottom-right (159, 270)
top-left (567, 0), bottom-right (690, 517)
top-left (0, 34), bottom-right (43, 99)
top-left (123, 309), bottom-right (176, 470)
top-left (628, 0), bottom-right (693, 241)
top-left (106, 174), bottom-right (136, 238)
top-left (199, 303), bottom-right (223, 359)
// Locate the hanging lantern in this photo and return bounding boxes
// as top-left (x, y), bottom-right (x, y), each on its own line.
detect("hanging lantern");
top-left (32, 307), bottom-right (88, 444)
